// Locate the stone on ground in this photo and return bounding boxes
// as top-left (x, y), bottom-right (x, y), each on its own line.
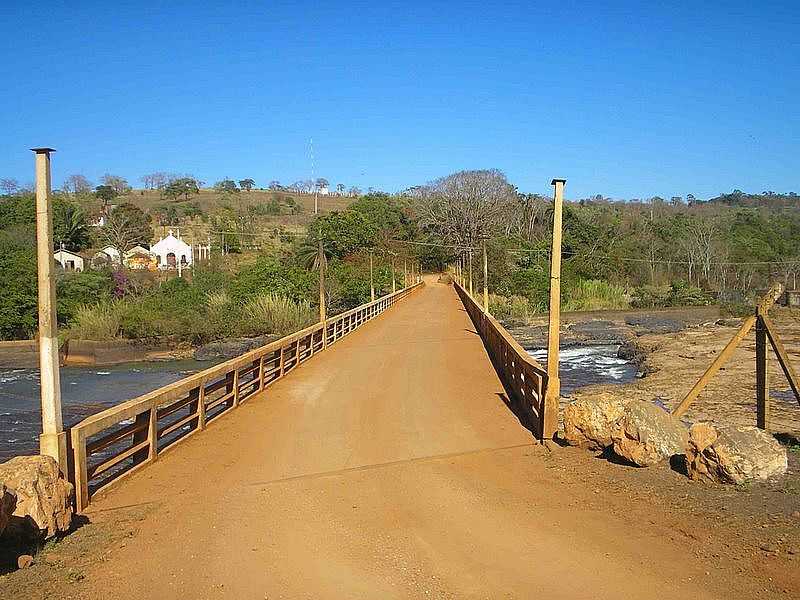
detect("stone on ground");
top-left (686, 422), bottom-right (788, 484)
top-left (0, 455), bottom-right (73, 540)
top-left (0, 482), bottom-right (17, 536)
top-left (611, 400), bottom-right (689, 466)
top-left (563, 392), bottom-right (628, 450)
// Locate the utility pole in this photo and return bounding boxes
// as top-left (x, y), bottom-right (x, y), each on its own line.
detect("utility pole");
top-left (391, 255), bottom-right (397, 293)
top-left (543, 178), bottom-right (566, 440)
top-left (32, 148), bottom-right (67, 473)
top-left (482, 237), bottom-right (489, 313)
top-left (369, 250), bottom-right (375, 302)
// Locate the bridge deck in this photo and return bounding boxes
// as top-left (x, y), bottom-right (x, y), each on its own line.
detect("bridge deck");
top-left (76, 278), bottom-right (745, 599)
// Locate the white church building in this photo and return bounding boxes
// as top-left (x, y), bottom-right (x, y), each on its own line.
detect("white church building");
top-left (151, 230), bottom-right (193, 270)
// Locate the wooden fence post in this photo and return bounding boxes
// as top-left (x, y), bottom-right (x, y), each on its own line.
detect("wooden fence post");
top-left (756, 312), bottom-right (769, 430)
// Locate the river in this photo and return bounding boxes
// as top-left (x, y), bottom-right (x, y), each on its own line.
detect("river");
top-left (0, 360), bottom-right (215, 461)
top-left (0, 345), bottom-right (639, 461)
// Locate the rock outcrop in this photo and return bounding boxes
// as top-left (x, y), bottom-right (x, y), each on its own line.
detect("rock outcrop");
top-left (0, 455), bottom-right (73, 540)
top-left (563, 392), bottom-right (628, 450)
top-left (686, 422), bottom-right (788, 484)
top-left (611, 400), bottom-right (688, 466)
top-left (0, 482), bottom-right (17, 536)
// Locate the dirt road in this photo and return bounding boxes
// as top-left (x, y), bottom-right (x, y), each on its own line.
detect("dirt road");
top-left (4, 277), bottom-right (797, 598)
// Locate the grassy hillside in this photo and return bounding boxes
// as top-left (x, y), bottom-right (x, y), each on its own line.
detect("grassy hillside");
top-left (111, 188), bottom-right (357, 247)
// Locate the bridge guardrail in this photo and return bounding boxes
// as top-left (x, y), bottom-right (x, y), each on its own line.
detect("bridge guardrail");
top-left (70, 281), bottom-right (424, 511)
top-left (453, 281), bottom-right (551, 440)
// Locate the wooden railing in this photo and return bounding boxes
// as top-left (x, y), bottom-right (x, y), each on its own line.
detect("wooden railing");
top-left (453, 281), bottom-right (551, 440)
top-left (70, 281), bottom-right (424, 511)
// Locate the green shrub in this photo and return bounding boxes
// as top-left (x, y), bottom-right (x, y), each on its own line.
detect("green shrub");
top-left (564, 279), bottom-right (629, 312)
top-left (488, 294), bottom-right (530, 323)
top-left (70, 303), bottom-right (122, 340)
top-left (231, 257), bottom-right (315, 302)
top-left (240, 294), bottom-right (316, 336)
top-left (631, 281), bottom-right (711, 308)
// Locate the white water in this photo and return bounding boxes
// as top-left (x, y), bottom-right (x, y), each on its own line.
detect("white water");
top-left (526, 344), bottom-right (637, 395)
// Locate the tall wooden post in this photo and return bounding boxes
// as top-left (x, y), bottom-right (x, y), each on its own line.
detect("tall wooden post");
top-left (482, 239), bottom-right (489, 313)
top-left (318, 238), bottom-right (326, 324)
top-left (391, 257), bottom-right (396, 293)
top-left (32, 148), bottom-right (67, 473)
top-left (468, 251), bottom-right (474, 297)
top-left (369, 250), bottom-right (375, 302)
top-left (756, 312), bottom-right (770, 430)
top-left (543, 178), bottom-right (566, 440)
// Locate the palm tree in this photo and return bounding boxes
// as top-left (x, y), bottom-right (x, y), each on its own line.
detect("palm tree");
top-left (53, 202), bottom-right (90, 251)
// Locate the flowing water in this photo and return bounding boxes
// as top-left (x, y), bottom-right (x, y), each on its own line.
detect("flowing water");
top-left (0, 360), bottom-right (215, 461)
top-left (0, 345), bottom-right (636, 462)
top-left (526, 344), bottom-right (638, 396)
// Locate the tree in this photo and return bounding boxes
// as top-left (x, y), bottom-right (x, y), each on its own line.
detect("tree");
top-left (315, 178), bottom-right (329, 190)
top-left (336, 183), bottom-right (345, 195)
top-left (0, 232), bottom-right (38, 339)
top-left (268, 180), bottom-right (281, 190)
top-left (100, 174), bottom-right (131, 195)
top-left (214, 179), bottom-right (239, 194)
top-left (141, 172), bottom-right (169, 190)
top-left (417, 169), bottom-right (516, 246)
top-left (163, 177), bottom-right (199, 201)
top-left (239, 178), bottom-right (255, 192)
top-left (100, 202), bottom-right (153, 252)
top-left (62, 174), bottom-right (93, 196)
top-left (53, 201), bottom-right (90, 251)
top-left (95, 185), bottom-right (118, 203)
top-left (308, 211), bottom-right (378, 259)
top-left (0, 178), bottom-right (19, 195)
top-left (348, 186), bottom-right (361, 197)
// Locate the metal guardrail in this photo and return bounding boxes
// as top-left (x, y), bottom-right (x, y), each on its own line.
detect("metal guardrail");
top-left (453, 281), bottom-right (550, 440)
top-left (70, 281), bottom-right (424, 511)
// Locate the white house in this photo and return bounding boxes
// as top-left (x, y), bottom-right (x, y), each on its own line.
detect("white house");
top-left (151, 230), bottom-right (192, 270)
top-left (54, 248), bottom-right (84, 272)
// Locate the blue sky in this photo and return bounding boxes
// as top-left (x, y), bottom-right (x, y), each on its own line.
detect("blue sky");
top-left (1, 1), bottom-right (798, 199)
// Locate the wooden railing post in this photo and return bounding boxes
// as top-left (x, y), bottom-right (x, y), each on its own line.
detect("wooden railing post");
top-left (148, 404), bottom-right (158, 461)
top-left (72, 430), bottom-right (89, 513)
top-left (258, 356), bottom-right (266, 391)
top-left (198, 384), bottom-right (207, 430)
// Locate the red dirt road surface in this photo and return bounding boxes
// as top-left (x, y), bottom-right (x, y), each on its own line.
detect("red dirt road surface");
top-left (6, 277), bottom-right (797, 599)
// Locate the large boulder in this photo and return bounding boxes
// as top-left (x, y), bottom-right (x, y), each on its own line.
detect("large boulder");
top-left (0, 455), bottom-right (73, 540)
top-left (0, 482), bottom-right (17, 536)
top-left (611, 400), bottom-right (689, 466)
top-left (563, 392), bottom-right (628, 450)
top-left (686, 422), bottom-right (788, 484)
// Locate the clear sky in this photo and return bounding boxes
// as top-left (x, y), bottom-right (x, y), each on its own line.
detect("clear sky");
top-left (1, 1), bottom-right (798, 199)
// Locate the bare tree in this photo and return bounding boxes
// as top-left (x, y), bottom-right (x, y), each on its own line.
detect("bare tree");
top-left (62, 174), bottom-right (93, 196)
top-left (416, 169), bottom-right (517, 247)
top-left (0, 178), bottom-right (19, 195)
top-left (100, 174), bottom-right (131, 195)
top-left (141, 172), bottom-right (169, 190)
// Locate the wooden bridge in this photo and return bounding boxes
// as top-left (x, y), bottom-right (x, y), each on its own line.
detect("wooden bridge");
top-left (54, 277), bottom-right (772, 599)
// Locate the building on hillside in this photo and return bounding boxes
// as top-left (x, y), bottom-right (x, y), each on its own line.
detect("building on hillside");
top-left (90, 246), bottom-right (124, 269)
top-left (54, 248), bottom-right (85, 272)
top-left (123, 245), bottom-right (158, 271)
top-left (151, 230), bottom-right (192, 270)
